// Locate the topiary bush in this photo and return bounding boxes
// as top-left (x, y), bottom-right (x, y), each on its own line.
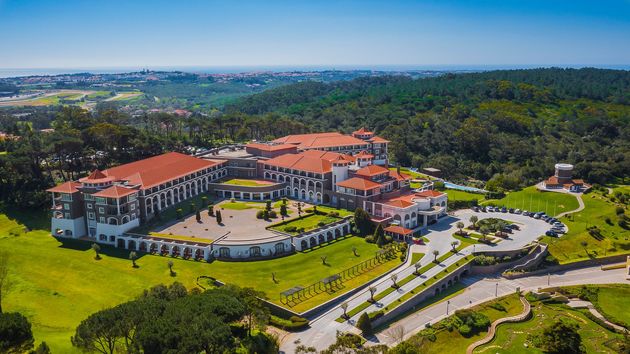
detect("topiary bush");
top-left (284, 226), bottom-right (297, 233)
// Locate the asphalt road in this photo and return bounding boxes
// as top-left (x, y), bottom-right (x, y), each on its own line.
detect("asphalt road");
top-left (279, 209), bottom-right (556, 353)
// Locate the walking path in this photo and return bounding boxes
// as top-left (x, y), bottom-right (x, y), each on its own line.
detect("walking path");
top-left (279, 210), bottom-right (551, 353)
top-left (556, 193), bottom-right (584, 218)
top-left (566, 299), bottom-right (627, 332)
top-left (372, 266), bottom-right (628, 347)
top-left (465, 296), bottom-right (531, 354)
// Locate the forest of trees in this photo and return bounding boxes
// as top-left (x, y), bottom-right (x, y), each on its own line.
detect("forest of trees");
top-left (1, 68), bottom-right (628, 210)
top-left (227, 68), bottom-right (630, 188)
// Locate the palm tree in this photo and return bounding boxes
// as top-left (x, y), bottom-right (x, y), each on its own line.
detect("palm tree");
top-left (469, 215), bottom-right (478, 229)
top-left (341, 302), bottom-right (349, 319)
top-left (167, 260), bottom-right (174, 276)
top-left (129, 251), bottom-right (137, 267)
top-left (414, 261), bottom-right (422, 275)
top-left (390, 273), bottom-right (398, 288)
top-left (451, 240), bottom-right (459, 253)
top-left (432, 250), bottom-right (440, 263)
top-left (352, 247), bottom-right (358, 257)
top-left (456, 221), bottom-right (465, 235)
top-left (368, 286), bottom-right (377, 302)
top-left (479, 226), bottom-right (490, 242)
top-left (91, 243), bottom-right (101, 260)
top-left (495, 220), bottom-right (507, 235)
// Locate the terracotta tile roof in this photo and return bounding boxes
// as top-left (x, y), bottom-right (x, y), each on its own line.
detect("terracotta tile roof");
top-left (301, 150), bottom-right (355, 162)
top-left (273, 132), bottom-right (369, 149)
top-left (368, 136), bottom-right (390, 143)
top-left (384, 225), bottom-right (414, 235)
top-left (245, 143), bottom-right (297, 152)
top-left (336, 177), bottom-right (382, 191)
top-left (355, 150), bottom-right (374, 158)
top-left (47, 181), bottom-right (81, 193)
top-left (263, 152), bottom-right (332, 174)
top-left (92, 185), bottom-right (138, 198)
top-left (355, 164), bottom-right (389, 177)
top-left (102, 152), bottom-right (224, 189)
top-left (353, 127), bottom-right (373, 135)
top-left (416, 190), bottom-right (445, 198)
top-left (544, 176), bottom-right (561, 185)
top-left (79, 170), bottom-right (116, 183)
top-left (572, 179), bottom-right (584, 184)
top-left (389, 169), bottom-right (412, 181)
top-left (385, 199), bottom-right (415, 208)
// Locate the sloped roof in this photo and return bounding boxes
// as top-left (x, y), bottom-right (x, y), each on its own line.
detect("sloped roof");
top-left (245, 143), bottom-right (297, 152)
top-left (92, 185), bottom-right (138, 198)
top-left (301, 150), bottom-right (355, 162)
top-left (47, 181), bottom-right (81, 193)
top-left (353, 127), bottom-right (373, 135)
top-left (389, 169), bottom-right (412, 182)
top-left (263, 152), bottom-right (332, 173)
top-left (355, 150), bottom-right (374, 159)
top-left (79, 170), bottom-right (115, 183)
top-left (336, 177), bottom-right (382, 191)
top-left (273, 132), bottom-right (369, 149)
top-left (384, 225), bottom-right (414, 235)
top-left (416, 190), bottom-right (445, 198)
top-left (355, 164), bottom-right (390, 177)
top-left (101, 152), bottom-right (224, 189)
top-left (369, 136), bottom-right (390, 143)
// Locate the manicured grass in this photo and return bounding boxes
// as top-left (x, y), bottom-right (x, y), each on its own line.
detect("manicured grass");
top-left (401, 293), bottom-right (524, 354)
top-left (307, 205), bottom-right (354, 217)
top-left (220, 178), bottom-right (273, 186)
top-left (483, 186), bottom-right (579, 216)
top-left (269, 213), bottom-right (341, 234)
top-left (389, 167), bottom-right (436, 180)
top-left (596, 285), bottom-right (630, 328)
top-left (475, 301), bottom-right (624, 354)
top-left (410, 252), bottom-right (424, 264)
top-left (0, 213), bottom-right (399, 352)
top-left (445, 189), bottom-right (485, 202)
top-left (542, 190), bottom-right (629, 264)
top-left (452, 233), bottom-right (482, 247)
top-left (382, 257), bottom-right (473, 313)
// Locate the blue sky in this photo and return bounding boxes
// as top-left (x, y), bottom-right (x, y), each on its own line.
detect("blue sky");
top-left (0, 0), bottom-right (629, 69)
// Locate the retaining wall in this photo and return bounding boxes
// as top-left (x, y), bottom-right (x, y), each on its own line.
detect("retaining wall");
top-left (504, 253), bottom-right (630, 279)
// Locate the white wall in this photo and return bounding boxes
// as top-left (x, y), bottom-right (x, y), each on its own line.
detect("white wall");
top-left (96, 218), bottom-right (140, 237)
top-left (51, 217), bottom-right (86, 238)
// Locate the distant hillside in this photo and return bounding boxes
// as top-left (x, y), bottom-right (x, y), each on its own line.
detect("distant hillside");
top-left (226, 68), bottom-right (630, 189)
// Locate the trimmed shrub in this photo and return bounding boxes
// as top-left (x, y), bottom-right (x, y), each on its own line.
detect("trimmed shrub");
top-left (284, 226), bottom-right (297, 233)
top-left (365, 236), bottom-right (375, 243)
top-left (356, 312), bottom-right (373, 335)
top-left (458, 324), bottom-right (472, 336)
top-left (268, 210), bottom-right (277, 218)
top-left (256, 210), bottom-right (264, 219)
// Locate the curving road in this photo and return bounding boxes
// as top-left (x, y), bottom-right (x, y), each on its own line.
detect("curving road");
top-left (279, 210), bottom-right (552, 353)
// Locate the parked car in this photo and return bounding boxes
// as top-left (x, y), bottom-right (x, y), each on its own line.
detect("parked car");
top-left (508, 208), bottom-right (515, 213)
top-left (553, 222), bottom-right (564, 227)
top-left (501, 207), bottom-right (507, 213)
top-left (553, 228), bottom-right (566, 234)
top-left (515, 209), bottom-right (522, 214)
top-left (502, 227), bottom-right (513, 233)
top-left (534, 214), bottom-right (541, 219)
top-left (472, 206), bottom-right (480, 212)
top-left (545, 230), bottom-right (557, 237)
top-left (508, 224), bottom-right (520, 230)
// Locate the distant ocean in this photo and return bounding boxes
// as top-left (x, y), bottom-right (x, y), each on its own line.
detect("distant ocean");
top-left (0, 64), bottom-right (629, 78)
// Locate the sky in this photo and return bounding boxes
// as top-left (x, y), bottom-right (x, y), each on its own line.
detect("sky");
top-left (0, 0), bottom-right (629, 69)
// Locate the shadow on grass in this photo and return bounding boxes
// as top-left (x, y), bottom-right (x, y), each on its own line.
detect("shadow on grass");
top-left (55, 237), bottom-right (152, 261)
top-left (0, 205), bottom-right (49, 231)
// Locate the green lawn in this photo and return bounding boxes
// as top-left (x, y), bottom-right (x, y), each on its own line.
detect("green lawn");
top-left (483, 186), bottom-right (579, 216)
top-left (0, 212), bottom-right (399, 352)
top-left (400, 293), bottom-right (524, 354)
top-left (475, 301), bottom-right (624, 354)
top-left (549, 284), bottom-right (630, 329)
top-left (542, 190), bottom-right (629, 264)
top-left (220, 178), bottom-right (273, 186)
top-left (269, 213), bottom-right (341, 234)
top-left (220, 200), bottom-right (263, 210)
top-left (445, 189), bottom-right (485, 202)
top-left (306, 205), bottom-right (354, 217)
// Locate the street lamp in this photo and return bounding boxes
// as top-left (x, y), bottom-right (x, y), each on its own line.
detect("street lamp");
top-left (547, 273), bottom-right (550, 286)
top-left (446, 300), bottom-right (450, 315)
top-left (495, 283), bottom-right (498, 297)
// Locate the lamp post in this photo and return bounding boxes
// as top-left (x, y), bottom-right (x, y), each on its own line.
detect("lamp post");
top-left (547, 273), bottom-right (550, 285)
top-left (446, 300), bottom-right (450, 315)
top-left (495, 283), bottom-right (498, 297)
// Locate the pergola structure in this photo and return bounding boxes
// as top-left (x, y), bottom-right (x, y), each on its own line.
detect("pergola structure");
top-left (280, 286), bottom-right (305, 303)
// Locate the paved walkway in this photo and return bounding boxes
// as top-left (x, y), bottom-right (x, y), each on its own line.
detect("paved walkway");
top-left (465, 296), bottom-right (531, 354)
top-left (373, 266), bottom-right (628, 347)
top-left (279, 210), bottom-right (551, 353)
top-left (556, 193), bottom-right (584, 219)
top-left (567, 299), bottom-right (627, 332)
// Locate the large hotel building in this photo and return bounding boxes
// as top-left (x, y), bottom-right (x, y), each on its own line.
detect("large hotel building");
top-left (48, 128), bottom-right (447, 241)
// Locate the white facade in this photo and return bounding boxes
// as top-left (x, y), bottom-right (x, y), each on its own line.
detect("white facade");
top-left (51, 216), bottom-right (86, 239)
